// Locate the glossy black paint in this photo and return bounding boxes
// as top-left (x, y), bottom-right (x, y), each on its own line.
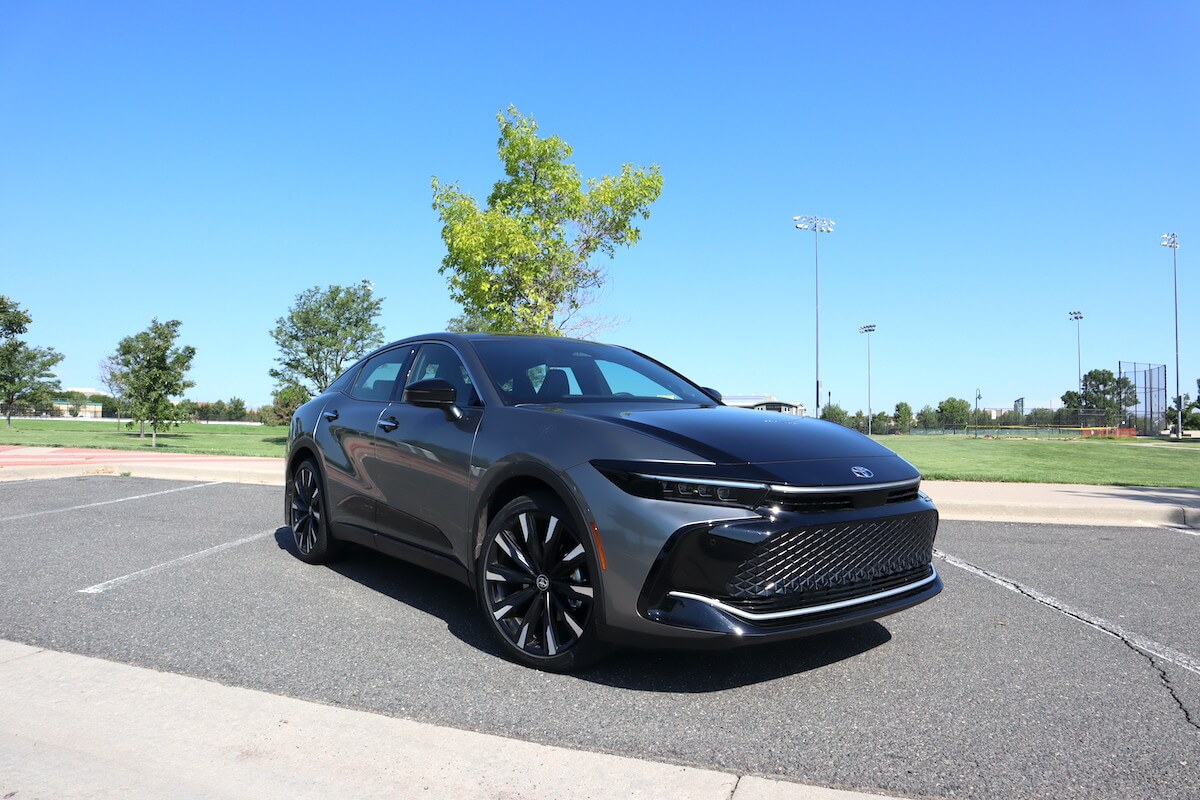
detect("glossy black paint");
top-left (286, 332), bottom-right (942, 657)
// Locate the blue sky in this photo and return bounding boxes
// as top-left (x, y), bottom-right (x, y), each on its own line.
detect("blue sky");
top-left (2, 1), bottom-right (1195, 413)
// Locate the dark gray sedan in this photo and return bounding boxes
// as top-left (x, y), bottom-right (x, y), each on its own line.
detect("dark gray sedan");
top-left (285, 333), bottom-right (941, 671)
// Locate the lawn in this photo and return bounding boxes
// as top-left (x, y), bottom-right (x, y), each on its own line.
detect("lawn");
top-left (2, 419), bottom-right (1197, 487)
top-left (0, 419), bottom-right (288, 458)
top-left (878, 435), bottom-right (1200, 488)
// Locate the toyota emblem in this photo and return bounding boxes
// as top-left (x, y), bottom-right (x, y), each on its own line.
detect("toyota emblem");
top-left (851, 466), bottom-right (874, 479)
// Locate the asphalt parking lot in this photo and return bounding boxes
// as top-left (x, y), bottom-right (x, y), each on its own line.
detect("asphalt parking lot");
top-left (2, 475), bottom-right (1197, 799)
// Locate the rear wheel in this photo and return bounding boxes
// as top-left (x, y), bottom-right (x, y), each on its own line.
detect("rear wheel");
top-left (288, 458), bottom-right (340, 564)
top-left (477, 492), bottom-right (607, 672)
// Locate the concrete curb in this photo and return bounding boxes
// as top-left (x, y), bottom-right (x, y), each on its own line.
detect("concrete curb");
top-left (0, 640), bottom-right (906, 800)
top-left (933, 500), bottom-right (1198, 529)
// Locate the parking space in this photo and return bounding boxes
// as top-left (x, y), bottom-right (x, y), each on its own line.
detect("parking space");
top-left (2, 476), bottom-right (1197, 799)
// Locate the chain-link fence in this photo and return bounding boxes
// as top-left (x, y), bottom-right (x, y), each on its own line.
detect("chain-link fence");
top-left (1119, 362), bottom-right (1168, 436)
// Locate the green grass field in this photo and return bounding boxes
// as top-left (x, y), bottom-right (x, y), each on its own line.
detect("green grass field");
top-left (878, 435), bottom-right (1199, 488)
top-left (2, 418), bottom-right (1197, 486)
top-left (0, 419), bottom-right (288, 458)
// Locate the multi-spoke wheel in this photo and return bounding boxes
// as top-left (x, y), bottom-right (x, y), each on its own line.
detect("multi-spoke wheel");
top-left (288, 458), bottom-right (340, 564)
top-left (477, 492), bottom-right (606, 671)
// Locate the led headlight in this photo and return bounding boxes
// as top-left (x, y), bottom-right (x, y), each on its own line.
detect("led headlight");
top-left (593, 462), bottom-right (768, 509)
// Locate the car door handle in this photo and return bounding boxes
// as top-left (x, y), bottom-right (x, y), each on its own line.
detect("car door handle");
top-left (377, 416), bottom-right (399, 432)
top-left (323, 410), bottom-right (339, 422)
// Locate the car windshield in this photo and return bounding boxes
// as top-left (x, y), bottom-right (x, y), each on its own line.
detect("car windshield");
top-left (472, 338), bottom-right (714, 406)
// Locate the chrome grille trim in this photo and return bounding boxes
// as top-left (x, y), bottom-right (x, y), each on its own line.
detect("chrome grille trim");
top-left (667, 566), bottom-right (938, 622)
top-left (767, 478), bottom-right (921, 495)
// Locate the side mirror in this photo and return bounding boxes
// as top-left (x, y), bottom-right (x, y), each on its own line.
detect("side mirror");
top-left (403, 379), bottom-right (463, 421)
top-left (701, 387), bottom-right (723, 404)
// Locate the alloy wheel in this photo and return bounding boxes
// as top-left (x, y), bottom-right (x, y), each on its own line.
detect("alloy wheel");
top-left (291, 463), bottom-right (322, 555)
top-left (483, 510), bottom-right (594, 658)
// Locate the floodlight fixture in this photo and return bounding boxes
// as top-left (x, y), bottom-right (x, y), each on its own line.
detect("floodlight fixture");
top-left (793, 214), bottom-right (836, 415)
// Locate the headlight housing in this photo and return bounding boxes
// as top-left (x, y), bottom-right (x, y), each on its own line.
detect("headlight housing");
top-left (593, 462), bottom-right (768, 509)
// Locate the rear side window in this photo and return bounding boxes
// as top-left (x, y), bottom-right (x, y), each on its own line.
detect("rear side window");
top-left (350, 348), bottom-right (412, 402)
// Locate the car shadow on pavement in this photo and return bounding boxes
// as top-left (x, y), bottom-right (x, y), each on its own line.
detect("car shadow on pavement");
top-left (274, 529), bottom-right (893, 692)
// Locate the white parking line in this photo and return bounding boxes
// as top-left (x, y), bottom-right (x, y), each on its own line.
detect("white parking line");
top-left (0, 481), bottom-right (223, 523)
top-left (78, 530), bottom-right (275, 594)
top-left (934, 548), bottom-right (1200, 677)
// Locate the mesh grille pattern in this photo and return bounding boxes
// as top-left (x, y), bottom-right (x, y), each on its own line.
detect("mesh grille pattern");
top-left (726, 511), bottom-right (937, 600)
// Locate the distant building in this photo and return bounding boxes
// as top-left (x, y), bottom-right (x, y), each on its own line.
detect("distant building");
top-left (722, 394), bottom-right (806, 416)
top-left (51, 400), bottom-right (104, 419)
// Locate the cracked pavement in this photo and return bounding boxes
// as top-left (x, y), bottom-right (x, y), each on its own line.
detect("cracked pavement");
top-left (2, 476), bottom-right (1198, 799)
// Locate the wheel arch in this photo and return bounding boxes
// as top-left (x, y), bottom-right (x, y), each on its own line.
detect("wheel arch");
top-left (470, 462), bottom-right (605, 625)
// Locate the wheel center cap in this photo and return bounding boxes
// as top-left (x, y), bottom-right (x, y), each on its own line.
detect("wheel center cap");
top-left (535, 574), bottom-right (550, 592)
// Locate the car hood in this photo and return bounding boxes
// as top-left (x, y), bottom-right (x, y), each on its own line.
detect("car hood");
top-left (556, 404), bottom-right (916, 478)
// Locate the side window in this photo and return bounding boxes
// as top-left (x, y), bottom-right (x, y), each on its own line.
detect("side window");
top-left (350, 348), bottom-right (412, 402)
top-left (405, 343), bottom-right (480, 406)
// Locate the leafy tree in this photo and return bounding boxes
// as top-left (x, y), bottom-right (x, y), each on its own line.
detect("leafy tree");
top-left (871, 411), bottom-right (892, 434)
top-left (176, 399), bottom-right (200, 422)
top-left (226, 397), bottom-right (247, 422)
top-left (271, 280), bottom-right (384, 395)
top-left (893, 402), bottom-right (914, 434)
top-left (432, 106), bottom-right (664, 335)
top-left (1027, 408), bottom-right (1054, 427)
top-left (937, 397), bottom-right (971, 429)
top-left (209, 399), bottom-right (228, 421)
top-left (1165, 394), bottom-right (1200, 432)
top-left (259, 382), bottom-right (311, 427)
top-left (997, 410), bottom-right (1024, 426)
top-left (916, 405), bottom-right (938, 430)
top-left (819, 403), bottom-right (851, 427)
top-left (0, 296), bottom-right (63, 427)
top-left (98, 354), bottom-right (129, 429)
top-left (114, 319), bottom-right (196, 447)
top-left (1060, 369), bottom-right (1137, 426)
top-left (851, 410), bottom-right (867, 433)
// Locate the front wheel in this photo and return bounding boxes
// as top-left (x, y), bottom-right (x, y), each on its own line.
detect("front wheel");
top-left (288, 458), bottom-right (341, 564)
top-left (476, 492), bottom-right (608, 672)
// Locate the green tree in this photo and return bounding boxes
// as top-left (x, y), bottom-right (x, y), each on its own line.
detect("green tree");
top-left (0, 296), bottom-right (63, 427)
top-left (432, 107), bottom-right (664, 335)
top-left (937, 397), bottom-right (971, 429)
top-left (115, 319), bottom-right (196, 447)
top-left (259, 382), bottom-right (311, 427)
top-left (226, 397), bottom-right (247, 422)
top-left (894, 402), bottom-right (914, 434)
top-left (851, 409), bottom-right (867, 433)
top-left (271, 280), bottom-right (385, 395)
top-left (819, 403), bottom-right (851, 427)
top-left (98, 354), bottom-right (128, 429)
top-left (1061, 369), bottom-right (1137, 427)
top-left (177, 399), bottom-right (200, 422)
top-left (1166, 394), bottom-right (1200, 432)
top-left (997, 410), bottom-right (1024, 426)
top-left (209, 399), bottom-right (228, 421)
top-left (1027, 408), bottom-right (1054, 427)
top-left (871, 411), bottom-right (892, 434)
top-left (916, 405), bottom-right (938, 430)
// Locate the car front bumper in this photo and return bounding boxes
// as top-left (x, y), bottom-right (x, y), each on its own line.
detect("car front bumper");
top-left (563, 463), bottom-right (942, 649)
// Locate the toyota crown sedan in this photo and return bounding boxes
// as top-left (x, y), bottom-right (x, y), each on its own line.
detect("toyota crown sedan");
top-left (285, 333), bottom-right (941, 671)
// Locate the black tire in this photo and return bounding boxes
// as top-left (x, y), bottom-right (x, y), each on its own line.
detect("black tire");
top-left (476, 492), bottom-right (608, 672)
top-left (288, 458), bottom-right (341, 564)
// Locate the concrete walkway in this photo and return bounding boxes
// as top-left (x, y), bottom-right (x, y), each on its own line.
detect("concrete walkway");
top-left (2, 445), bottom-right (1198, 799)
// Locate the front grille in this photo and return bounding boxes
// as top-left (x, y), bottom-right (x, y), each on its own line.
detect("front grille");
top-left (767, 481), bottom-right (920, 514)
top-left (725, 511), bottom-right (938, 607)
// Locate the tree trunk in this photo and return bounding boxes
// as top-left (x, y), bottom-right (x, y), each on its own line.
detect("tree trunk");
top-left (139, 419), bottom-right (145, 439)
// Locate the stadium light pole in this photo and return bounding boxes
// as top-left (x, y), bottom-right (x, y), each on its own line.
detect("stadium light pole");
top-left (1161, 233), bottom-right (1181, 440)
top-left (860, 324), bottom-right (876, 434)
top-left (794, 215), bottom-right (835, 417)
top-left (1069, 311), bottom-right (1084, 390)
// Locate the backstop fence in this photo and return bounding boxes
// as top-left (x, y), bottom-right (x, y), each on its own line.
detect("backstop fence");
top-left (1119, 362), bottom-right (1168, 436)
